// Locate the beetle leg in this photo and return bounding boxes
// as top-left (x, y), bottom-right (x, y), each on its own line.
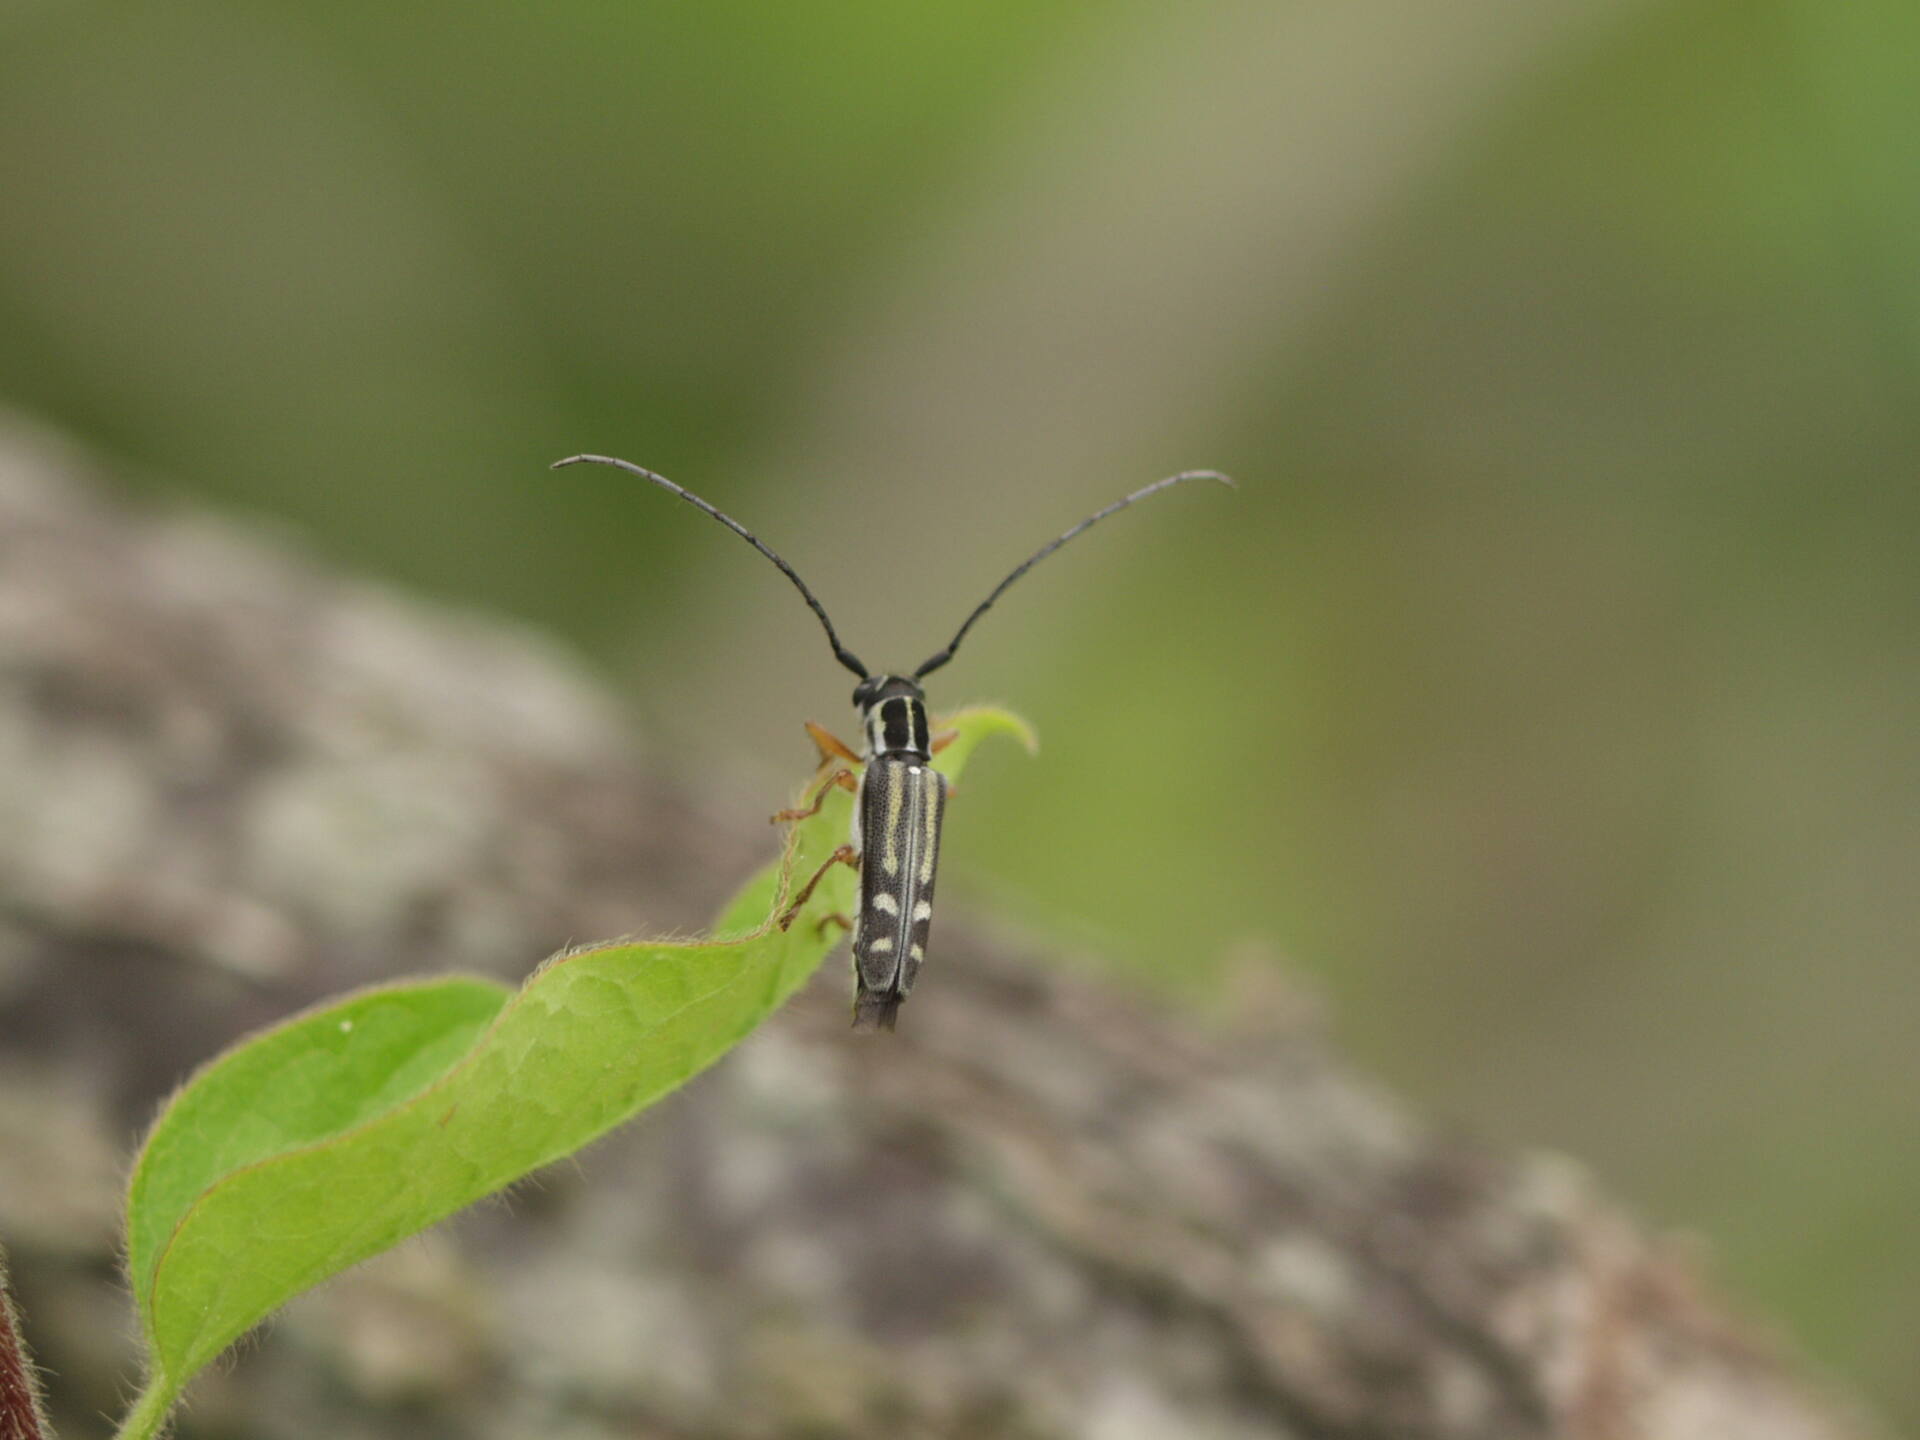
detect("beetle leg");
top-left (815, 911), bottom-right (853, 937)
top-left (929, 728), bottom-right (961, 795)
top-left (806, 720), bottom-right (862, 767)
top-left (778, 844), bottom-right (859, 931)
top-left (770, 768), bottom-right (858, 824)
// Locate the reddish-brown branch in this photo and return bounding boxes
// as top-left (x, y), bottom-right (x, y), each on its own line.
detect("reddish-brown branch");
top-left (0, 1251), bottom-right (50, 1440)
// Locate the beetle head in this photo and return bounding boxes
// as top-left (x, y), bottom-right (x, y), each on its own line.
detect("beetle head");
top-left (852, 673), bottom-right (924, 714)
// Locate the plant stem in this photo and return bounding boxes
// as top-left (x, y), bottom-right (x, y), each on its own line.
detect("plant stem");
top-left (110, 1380), bottom-right (175, 1440)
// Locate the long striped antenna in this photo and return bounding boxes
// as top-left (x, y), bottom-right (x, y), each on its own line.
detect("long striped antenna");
top-left (553, 454), bottom-right (870, 680)
top-left (912, 469), bottom-right (1233, 680)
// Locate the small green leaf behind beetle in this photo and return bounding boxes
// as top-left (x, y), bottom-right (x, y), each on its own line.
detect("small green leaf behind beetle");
top-left (118, 707), bottom-right (1030, 1434)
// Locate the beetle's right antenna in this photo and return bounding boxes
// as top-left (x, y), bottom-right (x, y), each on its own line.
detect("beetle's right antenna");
top-left (912, 469), bottom-right (1233, 680)
top-left (553, 454), bottom-right (869, 680)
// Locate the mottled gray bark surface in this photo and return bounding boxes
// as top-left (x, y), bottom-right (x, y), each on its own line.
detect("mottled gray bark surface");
top-left (0, 419), bottom-right (1873, 1438)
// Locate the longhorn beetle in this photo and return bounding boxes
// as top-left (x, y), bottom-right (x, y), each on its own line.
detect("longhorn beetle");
top-left (553, 453), bottom-right (1232, 1029)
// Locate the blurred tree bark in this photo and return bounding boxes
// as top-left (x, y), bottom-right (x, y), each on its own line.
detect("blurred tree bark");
top-left (0, 417), bottom-right (1874, 1439)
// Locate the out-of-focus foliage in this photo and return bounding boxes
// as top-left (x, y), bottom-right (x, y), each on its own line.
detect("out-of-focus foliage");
top-left (0, 0), bottom-right (1914, 1424)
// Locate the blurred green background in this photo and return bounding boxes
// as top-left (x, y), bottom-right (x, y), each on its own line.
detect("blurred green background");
top-left (2, 0), bottom-right (1915, 1424)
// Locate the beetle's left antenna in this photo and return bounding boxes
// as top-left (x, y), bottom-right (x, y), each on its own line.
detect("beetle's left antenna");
top-left (913, 469), bottom-right (1233, 680)
top-left (553, 454), bottom-right (869, 680)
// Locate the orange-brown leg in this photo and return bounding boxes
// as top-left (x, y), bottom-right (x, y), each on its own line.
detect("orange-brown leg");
top-left (815, 911), bottom-right (853, 938)
top-left (806, 721), bottom-right (862, 767)
top-left (929, 730), bottom-right (963, 797)
top-left (778, 844), bottom-right (858, 931)
top-left (770, 768), bottom-right (857, 825)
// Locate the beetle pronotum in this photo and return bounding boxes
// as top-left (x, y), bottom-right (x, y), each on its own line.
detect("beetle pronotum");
top-left (553, 453), bottom-right (1231, 1029)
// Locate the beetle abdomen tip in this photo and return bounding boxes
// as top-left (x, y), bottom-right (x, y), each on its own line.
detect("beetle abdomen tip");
top-left (852, 990), bottom-right (902, 1032)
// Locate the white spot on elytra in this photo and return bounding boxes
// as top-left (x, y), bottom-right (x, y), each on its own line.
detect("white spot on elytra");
top-left (912, 900), bottom-right (931, 922)
top-left (871, 893), bottom-right (899, 915)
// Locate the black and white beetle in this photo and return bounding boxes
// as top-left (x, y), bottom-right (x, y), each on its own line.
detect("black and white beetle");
top-left (553, 453), bottom-right (1231, 1029)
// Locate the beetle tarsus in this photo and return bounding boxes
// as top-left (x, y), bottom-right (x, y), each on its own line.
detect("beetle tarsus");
top-left (770, 768), bottom-right (857, 824)
top-left (777, 844), bottom-right (858, 930)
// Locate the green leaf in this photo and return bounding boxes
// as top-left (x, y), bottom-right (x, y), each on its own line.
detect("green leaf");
top-left (119, 706), bottom-right (1030, 1422)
